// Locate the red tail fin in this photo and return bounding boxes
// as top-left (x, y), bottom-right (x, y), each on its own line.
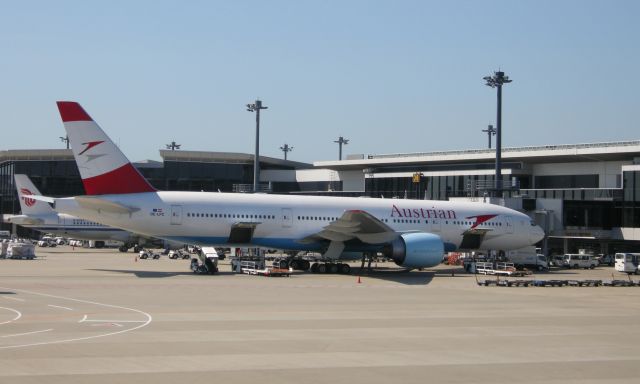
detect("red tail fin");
top-left (56, 101), bottom-right (156, 195)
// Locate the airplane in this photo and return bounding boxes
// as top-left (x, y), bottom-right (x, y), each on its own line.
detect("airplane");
top-left (5, 174), bottom-right (173, 252)
top-left (36, 101), bottom-right (544, 273)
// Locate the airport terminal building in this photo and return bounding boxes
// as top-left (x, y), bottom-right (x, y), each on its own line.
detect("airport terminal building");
top-left (299, 141), bottom-right (640, 255)
top-left (2, 140), bottom-right (640, 255)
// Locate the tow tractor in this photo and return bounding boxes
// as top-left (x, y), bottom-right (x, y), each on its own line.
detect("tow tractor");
top-left (169, 249), bottom-right (190, 259)
top-left (138, 249), bottom-right (161, 259)
top-left (190, 246), bottom-right (219, 274)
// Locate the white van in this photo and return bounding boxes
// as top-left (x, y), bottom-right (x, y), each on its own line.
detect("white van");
top-left (562, 254), bottom-right (598, 269)
top-left (615, 253), bottom-right (640, 275)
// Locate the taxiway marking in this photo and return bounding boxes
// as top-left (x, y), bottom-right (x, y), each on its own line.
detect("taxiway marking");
top-left (47, 304), bottom-right (73, 311)
top-left (0, 286), bottom-right (152, 350)
top-left (0, 307), bottom-right (22, 325)
top-left (2, 329), bottom-right (53, 338)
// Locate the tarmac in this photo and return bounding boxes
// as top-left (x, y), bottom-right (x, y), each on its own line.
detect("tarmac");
top-left (1, 247), bottom-right (640, 384)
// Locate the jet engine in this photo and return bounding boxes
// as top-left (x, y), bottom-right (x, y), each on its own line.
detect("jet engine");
top-left (385, 232), bottom-right (444, 269)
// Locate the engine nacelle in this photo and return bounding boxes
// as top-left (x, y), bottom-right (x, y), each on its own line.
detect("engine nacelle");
top-left (385, 232), bottom-right (444, 269)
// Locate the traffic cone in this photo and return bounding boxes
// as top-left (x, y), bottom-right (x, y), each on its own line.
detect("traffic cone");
top-left (357, 276), bottom-right (361, 284)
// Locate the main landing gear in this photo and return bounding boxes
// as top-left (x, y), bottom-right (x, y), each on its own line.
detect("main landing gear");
top-left (275, 258), bottom-right (351, 274)
top-left (310, 262), bottom-right (351, 274)
top-left (359, 252), bottom-right (376, 274)
top-left (118, 244), bottom-right (142, 253)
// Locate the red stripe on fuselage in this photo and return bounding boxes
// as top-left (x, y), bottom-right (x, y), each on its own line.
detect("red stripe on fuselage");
top-left (82, 163), bottom-right (156, 195)
top-left (467, 214), bottom-right (498, 229)
top-left (57, 101), bottom-right (93, 122)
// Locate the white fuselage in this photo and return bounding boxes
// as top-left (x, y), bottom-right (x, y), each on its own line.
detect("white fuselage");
top-left (53, 192), bottom-right (544, 253)
top-left (6, 212), bottom-right (134, 243)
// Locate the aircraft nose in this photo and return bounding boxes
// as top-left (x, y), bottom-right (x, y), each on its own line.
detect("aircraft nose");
top-left (531, 225), bottom-right (545, 244)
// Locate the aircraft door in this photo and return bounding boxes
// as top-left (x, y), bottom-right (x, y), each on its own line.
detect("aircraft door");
top-left (281, 208), bottom-right (293, 228)
top-left (170, 205), bottom-right (182, 225)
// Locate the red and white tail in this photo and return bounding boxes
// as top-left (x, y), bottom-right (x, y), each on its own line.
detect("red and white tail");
top-left (56, 101), bottom-right (156, 195)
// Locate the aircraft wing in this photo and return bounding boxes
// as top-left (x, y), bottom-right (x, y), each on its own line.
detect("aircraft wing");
top-left (299, 209), bottom-right (398, 245)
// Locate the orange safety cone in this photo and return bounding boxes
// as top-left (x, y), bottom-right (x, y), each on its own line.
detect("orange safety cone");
top-left (357, 275), bottom-right (361, 284)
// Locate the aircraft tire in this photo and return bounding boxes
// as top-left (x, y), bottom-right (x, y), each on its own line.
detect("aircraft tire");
top-left (118, 245), bottom-right (128, 252)
top-left (317, 263), bottom-right (327, 273)
top-left (311, 263), bottom-right (319, 273)
top-left (289, 260), bottom-right (300, 270)
top-left (328, 263), bottom-right (338, 274)
top-left (301, 260), bottom-right (311, 271)
top-left (339, 264), bottom-right (351, 274)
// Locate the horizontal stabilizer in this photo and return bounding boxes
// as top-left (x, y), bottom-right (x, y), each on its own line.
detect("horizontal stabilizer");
top-left (74, 196), bottom-right (139, 214)
top-left (4, 214), bottom-right (44, 225)
top-left (28, 195), bottom-right (56, 204)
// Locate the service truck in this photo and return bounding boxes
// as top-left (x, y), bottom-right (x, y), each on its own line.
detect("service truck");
top-left (506, 247), bottom-right (549, 271)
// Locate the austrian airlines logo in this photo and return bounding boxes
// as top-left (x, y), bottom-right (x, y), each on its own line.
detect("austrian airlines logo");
top-left (79, 140), bottom-right (105, 155)
top-left (466, 214), bottom-right (498, 229)
top-left (20, 188), bottom-right (36, 207)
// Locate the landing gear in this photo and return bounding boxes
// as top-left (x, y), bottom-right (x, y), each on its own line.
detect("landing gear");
top-left (360, 252), bottom-right (375, 274)
top-left (309, 262), bottom-right (351, 274)
top-left (288, 259), bottom-right (311, 271)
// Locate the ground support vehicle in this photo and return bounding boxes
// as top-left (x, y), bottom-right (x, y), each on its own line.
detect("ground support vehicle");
top-left (475, 262), bottom-right (531, 277)
top-left (506, 247), bottom-right (549, 271)
top-left (561, 254), bottom-right (598, 269)
top-left (189, 247), bottom-right (219, 274)
top-left (138, 249), bottom-right (161, 259)
top-left (615, 253), bottom-right (640, 275)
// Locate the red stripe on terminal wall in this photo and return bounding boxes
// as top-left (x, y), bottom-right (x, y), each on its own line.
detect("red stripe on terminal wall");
top-left (56, 101), bottom-right (93, 122)
top-left (82, 163), bottom-right (156, 195)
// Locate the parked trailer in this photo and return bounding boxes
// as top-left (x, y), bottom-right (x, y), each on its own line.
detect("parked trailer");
top-left (475, 262), bottom-right (531, 277)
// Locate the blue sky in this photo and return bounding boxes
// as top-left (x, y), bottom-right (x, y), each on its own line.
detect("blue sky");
top-left (1, 0), bottom-right (638, 163)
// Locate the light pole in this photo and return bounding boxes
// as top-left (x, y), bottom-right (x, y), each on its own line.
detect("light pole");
top-left (334, 136), bottom-right (349, 160)
top-left (482, 125), bottom-right (496, 149)
top-left (60, 135), bottom-right (70, 149)
top-left (165, 141), bottom-right (181, 150)
top-left (280, 143), bottom-right (293, 160)
top-left (483, 71), bottom-right (512, 197)
top-left (246, 99), bottom-right (268, 193)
